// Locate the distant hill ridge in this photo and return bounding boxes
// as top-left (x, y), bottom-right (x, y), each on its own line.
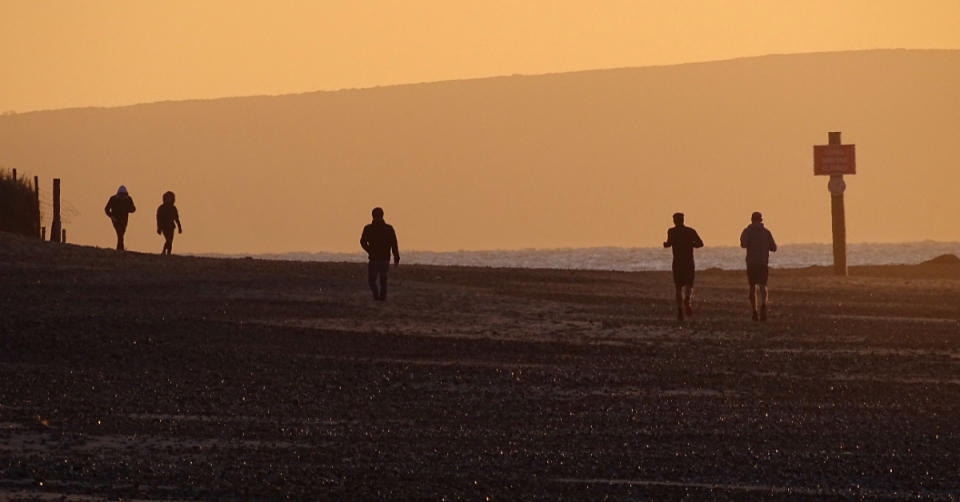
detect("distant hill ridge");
top-left (8, 49), bottom-right (955, 115)
top-left (1, 49), bottom-right (958, 254)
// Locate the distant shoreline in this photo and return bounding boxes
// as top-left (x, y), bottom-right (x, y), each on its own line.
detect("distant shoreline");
top-left (196, 241), bottom-right (960, 273)
top-left (3, 232), bottom-right (958, 277)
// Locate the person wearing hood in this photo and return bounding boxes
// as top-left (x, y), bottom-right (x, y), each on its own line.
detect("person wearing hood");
top-left (360, 207), bottom-right (400, 301)
top-left (104, 185), bottom-right (136, 251)
top-left (740, 211), bottom-right (778, 321)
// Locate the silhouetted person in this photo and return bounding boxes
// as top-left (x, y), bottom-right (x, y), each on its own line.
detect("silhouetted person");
top-left (104, 185), bottom-right (136, 250)
top-left (663, 212), bottom-right (703, 321)
top-left (360, 207), bottom-right (400, 301)
top-left (156, 191), bottom-right (182, 255)
top-left (740, 211), bottom-right (777, 321)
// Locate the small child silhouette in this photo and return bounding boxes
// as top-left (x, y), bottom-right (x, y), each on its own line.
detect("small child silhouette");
top-left (156, 191), bottom-right (182, 255)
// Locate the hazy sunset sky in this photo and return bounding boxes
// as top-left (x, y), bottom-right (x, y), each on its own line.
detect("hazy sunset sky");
top-left (3, 0), bottom-right (959, 112)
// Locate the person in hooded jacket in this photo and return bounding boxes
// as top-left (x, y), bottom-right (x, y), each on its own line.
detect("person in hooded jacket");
top-left (156, 191), bottom-right (182, 255)
top-left (740, 211), bottom-right (778, 321)
top-left (360, 207), bottom-right (400, 301)
top-left (104, 185), bottom-right (136, 250)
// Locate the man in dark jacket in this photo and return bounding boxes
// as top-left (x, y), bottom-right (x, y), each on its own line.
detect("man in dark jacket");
top-left (663, 212), bottom-right (704, 321)
top-left (104, 185), bottom-right (136, 251)
top-left (740, 211), bottom-right (777, 321)
top-left (360, 207), bottom-right (400, 301)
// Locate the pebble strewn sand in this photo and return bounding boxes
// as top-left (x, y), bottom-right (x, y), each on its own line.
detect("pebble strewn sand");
top-left (1, 233), bottom-right (958, 500)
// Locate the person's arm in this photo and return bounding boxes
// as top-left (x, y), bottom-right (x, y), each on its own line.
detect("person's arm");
top-left (740, 228), bottom-right (749, 249)
top-left (391, 228), bottom-right (400, 265)
top-left (105, 199), bottom-right (113, 218)
top-left (128, 198), bottom-right (136, 213)
top-left (663, 229), bottom-right (673, 248)
top-left (174, 207), bottom-right (182, 233)
top-left (156, 206), bottom-right (162, 234)
top-left (360, 227), bottom-right (371, 253)
top-left (692, 230), bottom-right (704, 249)
top-left (768, 230), bottom-right (777, 252)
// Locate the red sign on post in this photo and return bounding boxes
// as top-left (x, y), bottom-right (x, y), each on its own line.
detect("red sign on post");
top-left (814, 144), bottom-right (856, 175)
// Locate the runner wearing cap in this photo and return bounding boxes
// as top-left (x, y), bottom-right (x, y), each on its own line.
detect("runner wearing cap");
top-left (740, 211), bottom-right (777, 321)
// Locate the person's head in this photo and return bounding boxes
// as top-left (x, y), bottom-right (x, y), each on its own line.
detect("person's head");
top-left (162, 191), bottom-right (175, 205)
top-left (117, 185), bottom-right (128, 196)
top-left (751, 211), bottom-right (763, 223)
top-left (672, 212), bottom-right (684, 226)
top-left (371, 207), bottom-right (384, 220)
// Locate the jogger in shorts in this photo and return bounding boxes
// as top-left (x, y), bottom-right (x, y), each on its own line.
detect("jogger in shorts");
top-left (740, 211), bottom-right (777, 321)
top-left (664, 212), bottom-right (704, 321)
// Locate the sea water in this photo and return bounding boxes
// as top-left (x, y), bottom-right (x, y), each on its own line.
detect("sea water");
top-left (249, 242), bottom-right (960, 272)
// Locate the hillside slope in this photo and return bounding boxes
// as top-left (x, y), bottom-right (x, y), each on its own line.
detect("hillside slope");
top-left (1, 50), bottom-right (958, 254)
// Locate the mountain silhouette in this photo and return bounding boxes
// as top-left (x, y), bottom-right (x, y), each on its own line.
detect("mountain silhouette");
top-left (1, 49), bottom-right (957, 254)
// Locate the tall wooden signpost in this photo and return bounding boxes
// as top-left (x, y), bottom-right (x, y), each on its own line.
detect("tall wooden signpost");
top-left (814, 131), bottom-right (856, 276)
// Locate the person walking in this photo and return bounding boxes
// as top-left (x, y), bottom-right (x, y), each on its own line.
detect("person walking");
top-left (663, 212), bottom-right (704, 321)
top-left (360, 207), bottom-right (400, 301)
top-left (740, 211), bottom-right (777, 321)
top-left (156, 191), bottom-right (182, 255)
top-left (104, 185), bottom-right (136, 251)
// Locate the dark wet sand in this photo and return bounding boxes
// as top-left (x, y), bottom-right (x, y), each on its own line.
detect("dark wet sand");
top-left (1, 233), bottom-right (959, 501)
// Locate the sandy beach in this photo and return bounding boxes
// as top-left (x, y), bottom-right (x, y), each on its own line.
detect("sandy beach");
top-left (1, 232), bottom-right (958, 500)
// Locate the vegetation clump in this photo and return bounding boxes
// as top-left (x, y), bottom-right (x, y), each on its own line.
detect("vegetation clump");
top-left (0, 169), bottom-right (40, 237)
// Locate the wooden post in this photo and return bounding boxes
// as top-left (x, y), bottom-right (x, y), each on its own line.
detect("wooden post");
top-left (814, 131), bottom-right (855, 277)
top-left (830, 178), bottom-right (847, 275)
top-left (34, 176), bottom-right (40, 239)
top-left (62, 229), bottom-right (66, 244)
top-left (828, 132), bottom-right (847, 276)
top-left (51, 178), bottom-right (61, 243)
top-left (41, 227), bottom-right (46, 240)
top-left (11, 168), bottom-right (15, 181)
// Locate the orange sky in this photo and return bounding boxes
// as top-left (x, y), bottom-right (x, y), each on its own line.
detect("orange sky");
top-left (2, 0), bottom-right (959, 113)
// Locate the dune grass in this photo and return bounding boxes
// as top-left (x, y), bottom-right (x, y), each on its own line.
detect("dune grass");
top-left (0, 168), bottom-right (40, 237)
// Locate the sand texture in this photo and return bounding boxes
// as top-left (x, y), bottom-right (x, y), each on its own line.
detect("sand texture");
top-left (1, 233), bottom-right (959, 500)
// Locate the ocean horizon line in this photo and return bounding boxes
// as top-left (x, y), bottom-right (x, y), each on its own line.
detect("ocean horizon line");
top-left (194, 241), bottom-right (960, 272)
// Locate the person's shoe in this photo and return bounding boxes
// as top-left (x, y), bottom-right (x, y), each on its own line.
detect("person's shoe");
top-left (752, 310), bottom-right (759, 321)
top-left (759, 305), bottom-right (767, 322)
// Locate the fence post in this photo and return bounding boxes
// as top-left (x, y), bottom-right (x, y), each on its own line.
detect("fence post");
top-left (51, 179), bottom-right (61, 243)
top-left (34, 176), bottom-right (40, 239)
top-left (62, 229), bottom-right (66, 244)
